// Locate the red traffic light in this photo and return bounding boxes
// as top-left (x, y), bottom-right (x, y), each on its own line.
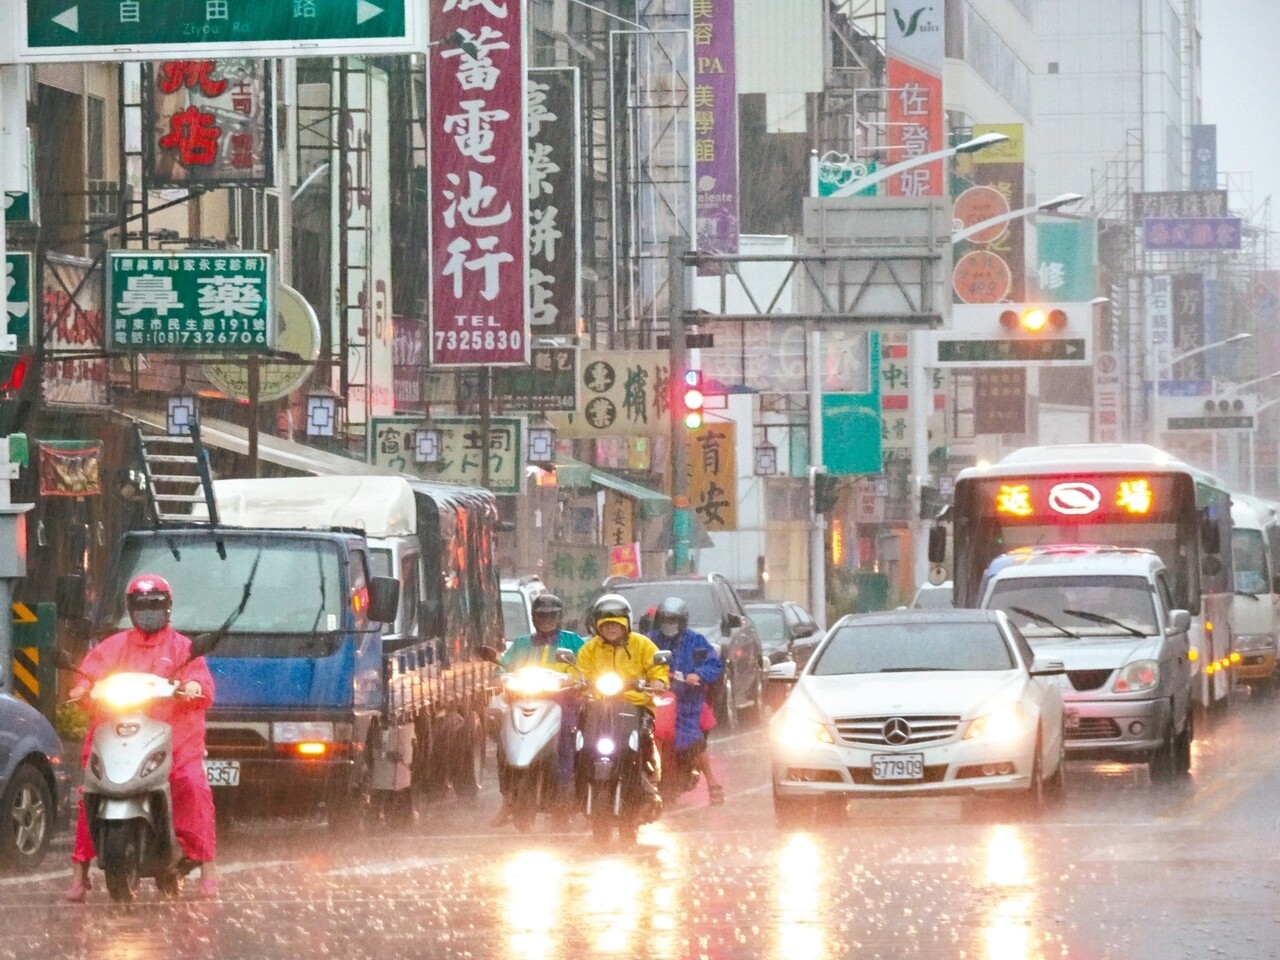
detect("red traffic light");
top-left (0, 355), bottom-right (30, 394)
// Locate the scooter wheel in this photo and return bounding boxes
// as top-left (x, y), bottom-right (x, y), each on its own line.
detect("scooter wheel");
top-left (101, 821), bottom-right (142, 903)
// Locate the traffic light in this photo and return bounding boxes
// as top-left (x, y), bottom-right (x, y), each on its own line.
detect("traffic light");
top-left (681, 369), bottom-right (705, 430)
top-left (0, 353), bottom-right (38, 436)
top-left (813, 471), bottom-right (839, 514)
top-left (999, 306), bottom-right (1067, 335)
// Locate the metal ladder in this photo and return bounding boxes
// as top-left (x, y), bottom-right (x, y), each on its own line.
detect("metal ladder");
top-left (133, 413), bottom-right (220, 527)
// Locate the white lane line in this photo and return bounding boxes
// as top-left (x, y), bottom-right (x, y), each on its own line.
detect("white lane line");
top-left (664, 782), bottom-right (769, 818)
top-left (325, 856), bottom-right (458, 877)
top-left (0, 869), bottom-right (69, 886)
top-left (217, 859), bottom-right (302, 877)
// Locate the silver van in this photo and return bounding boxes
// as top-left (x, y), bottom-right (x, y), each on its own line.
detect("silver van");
top-left (978, 545), bottom-right (1194, 782)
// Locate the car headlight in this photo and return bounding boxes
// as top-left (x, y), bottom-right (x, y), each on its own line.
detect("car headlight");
top-left (1234, 634), bottom-right (1276, 653)
top-left (272, 721), bottom-right (336, 744)
top-left (1112, 660), bottom-right (1158, 694)
top-left (964, 703), bottom-right (1026, 742)
top-left (770, 707), bottom-right (834, 746)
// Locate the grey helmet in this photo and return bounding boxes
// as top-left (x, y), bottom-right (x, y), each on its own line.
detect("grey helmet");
top-left (654, 597), bottom-right (689, 639)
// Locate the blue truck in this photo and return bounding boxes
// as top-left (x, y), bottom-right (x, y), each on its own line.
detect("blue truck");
top-left (87, 470), bottom-right (502, 825)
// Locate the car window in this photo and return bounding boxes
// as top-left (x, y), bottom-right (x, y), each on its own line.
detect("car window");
top-left (1004, 621), bottom-right (1036, 668)
top-left (501, 593), bottom-right (528, 643)
top-left (747, 607), bottom-right (787, 646)
top-left (811, 620), bottom-right (1015, 675)
top-left (610, 583), bottom-right (720, 625)
top-left (1156, 573), bottom-right (1176, 614)
top-left (986, 575), bottom-right (1159, 635)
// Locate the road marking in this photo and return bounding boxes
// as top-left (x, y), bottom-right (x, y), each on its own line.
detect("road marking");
top-left (326, 856), bottom-right (457, 877)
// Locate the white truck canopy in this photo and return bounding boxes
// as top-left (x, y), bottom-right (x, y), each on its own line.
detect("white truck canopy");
top-left (201, 476), bottom-right (417, 538)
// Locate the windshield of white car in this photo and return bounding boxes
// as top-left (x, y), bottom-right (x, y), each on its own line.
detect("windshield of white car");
top-left (1232, 529), bottom-right (1268, 594)
top-left (987, 575), bottom-right (1158, 635)
top-left (810, 621), bottom-right (1015, 675)
top-left (501, 594), bottom-right (528, 642)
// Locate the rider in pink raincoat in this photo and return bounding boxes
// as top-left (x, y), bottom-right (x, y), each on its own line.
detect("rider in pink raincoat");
top-left (65, 574), bottom-right (219, 902)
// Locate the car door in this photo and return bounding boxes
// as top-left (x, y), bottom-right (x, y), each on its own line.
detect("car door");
top-left (787, 604), bottom-right (822, 667)
top-left (1007, 621), bottom-right (1065, 762)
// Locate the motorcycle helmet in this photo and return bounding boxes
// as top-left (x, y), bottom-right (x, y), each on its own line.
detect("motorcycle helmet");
top-left (654, 597), bottom-right (689, 640)
top-left (126, 573), bottom-right (173, 636)
top-left (590, 593), bottom-right (633, 643)
top-left (531, 593), bottom-right (564, 625)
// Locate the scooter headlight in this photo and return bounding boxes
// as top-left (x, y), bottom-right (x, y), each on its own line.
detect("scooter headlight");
top-left (95, 674), bottom-right (158, 710)
top-left (595, 673), bottom-right (625, 697)
top-left (596, 737), bottom-right (616, 756)
top-left (139, 750), bottom-right (168, 778)
top-left (506, 668), bottom-right (561, 697)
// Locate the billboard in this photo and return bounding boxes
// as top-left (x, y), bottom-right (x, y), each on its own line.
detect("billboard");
top-left (527, 68), bottom-right (580, 336)
top-left (953, 123), bottom-right (1025, 304)
top-left (1190, 125), bottom-right (1217, 192)
top-left (885, 0), bottom-right (944, 197)
top-left (693, 0), bottom-right (740, 267)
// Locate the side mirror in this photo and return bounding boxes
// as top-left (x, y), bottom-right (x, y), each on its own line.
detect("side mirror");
top-left (367, 576), bottom-right (401, 625)
top-left (478, 645), bottom-right (500, 664)
top-left (1199, 512), bottom-right (1221, 554)
top-left (189, 629), bottom-right (227, 659)
top-left (57, 574), bottom-right (86, 621)
top-left (555, 648), bottom-right (576, 666)
top-left (721, 612), bottom-right (743, 634)
top-left (927, 525), bottom-right (947, 564)
top-left (1167, 609), bottom-right (1192, 635)
top-left (55, 649), bottom-right (79, 672)
top-left (1031, 658), bottom-right (1066, 677)
top-left (653, 650), bottom-right (672, 667)
top-left (789, 623), bottom-right (813, 639)
top-left (1201, 554), bottom-right (1223, 578)
top-left (768, 660), bottom-right (799, 682)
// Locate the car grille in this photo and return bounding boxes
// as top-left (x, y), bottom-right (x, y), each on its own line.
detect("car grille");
top-left (1067, 669), bottom-right (1113, 692)
top-left (1066, 717), bottom-right (1121, 741)
top-left (833, 715), bottom-right (961, 747)
top-left (848, 764), bottom-right (948, 785)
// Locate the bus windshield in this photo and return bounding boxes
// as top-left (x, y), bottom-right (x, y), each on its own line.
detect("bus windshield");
top-left (107, 536), bottom-right (347, 655)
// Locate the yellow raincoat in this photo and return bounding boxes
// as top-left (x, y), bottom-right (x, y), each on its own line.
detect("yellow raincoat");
top-left (575, 630), bottom-right (670, 709)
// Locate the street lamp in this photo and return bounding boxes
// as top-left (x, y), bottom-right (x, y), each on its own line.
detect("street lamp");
top-left (822, 132), bottom-right (1010, 199)
top-left (1218, 369), bottom-right (1280, 395)
top-left (1151, 333), bottom-right (1252, 446)
top-left (951, 193), bottom-right (1085, 244)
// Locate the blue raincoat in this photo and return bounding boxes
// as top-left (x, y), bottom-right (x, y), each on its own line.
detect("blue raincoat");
top-left (650, 628), bottom-right (723, 751)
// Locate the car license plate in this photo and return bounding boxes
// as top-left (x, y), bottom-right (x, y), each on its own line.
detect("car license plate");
top-left (204, 760), bottom-right (240, 787)
top-left (871, 754), bottom-right (924, 781)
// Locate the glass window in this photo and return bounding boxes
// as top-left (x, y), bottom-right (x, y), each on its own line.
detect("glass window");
top-left (610, 583), bottom-right (720, 626)
top-left (400, 553), bottom-right (420, 638)
top-left (1232, 529), bottom-right (1268, 594)
top-left (746, 607), bottom-right (787, 647)
top-left (502, 593), bottom-right (529, 642)
top-left (811, 621), bottom-right (1015, 676)
top-left (987, 575), bottom-right (1159, 635)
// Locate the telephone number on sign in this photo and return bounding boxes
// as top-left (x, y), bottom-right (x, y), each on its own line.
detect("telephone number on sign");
top-left (116, 332), bottom-right (268, 347)
top-left (434, 330), bottom-right (524, 353)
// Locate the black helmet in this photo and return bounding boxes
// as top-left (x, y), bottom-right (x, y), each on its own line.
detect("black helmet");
top-left (654, 597), bottom-right (689, 639)
top-left (590, 593), bottom-right (633, 641)
top-left (531, 593), bottom-right (564, 619)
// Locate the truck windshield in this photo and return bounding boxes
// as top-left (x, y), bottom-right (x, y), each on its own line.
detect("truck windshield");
top-left (1232, 529), bottom-right (1268, 594)
top-left (987, 575), bottom-right (1158, 635)
top-left (108, 537), bottom-right (346, 647)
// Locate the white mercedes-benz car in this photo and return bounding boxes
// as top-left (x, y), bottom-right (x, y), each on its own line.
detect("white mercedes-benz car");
top-left (771, 609), bottom-right (1067, 824)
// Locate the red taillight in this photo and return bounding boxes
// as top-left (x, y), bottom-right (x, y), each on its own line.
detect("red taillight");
top-left (296, 742), bottom-right (328, 758)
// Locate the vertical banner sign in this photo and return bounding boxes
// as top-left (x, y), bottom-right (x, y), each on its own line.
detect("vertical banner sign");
top-left (879, 333), bottom-right (911, 457)
top-left (601, 490), bottom-right (636, 548)
top-left (1190, 125), bottom-right (1218, 192)
top-left (428, 0), bottom-right (530, 366)
top-left (1145, 275), bottom-right (1173, 394)
top-left (146, 59), bottom-right (273, 186)
top-left (693, 0), bottom-right (741, 270)
top-left (1093, 350), bottom-right (1122, 443)
top-left (974, 369), bottom-right (1027, 435)
top-left (42, 254), bottom-right (108, 407)
top-left (549, 350), bottom-right (672, 438)
top-left (5, 253), bottom-right (32, 346)
top-left (1171, 274), bottom-right (1206, 384)
top-left (885, 1), bottom-right (944, 196)
top-left (689, 421), bottom-right (737, 531)
top-left (527, 68), bottom-right (580, 335)
top-left (1036, 220), bottom-right (1097, 301)
top-left (952, 124), bottom-right (1025, 303)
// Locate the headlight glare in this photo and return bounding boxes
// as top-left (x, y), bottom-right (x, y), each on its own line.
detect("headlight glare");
top-left (1112, 659), bottom-right (1159, 693)
top-left (770, 708), bottom-right (834, 746)
top-left (595, 673), bottom-right (625, 697)
top-left (965, 704), bottom-right (1026, 742)
top-left (95, 674), bottom-right (158, 710)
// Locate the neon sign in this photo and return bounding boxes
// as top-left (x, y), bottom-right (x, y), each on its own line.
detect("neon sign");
top-left (996, 484), bottom-right (1033, 517)
top-left (987, 475), bottom-right (1164, 521)
top-left (1048, 482), bottom-right (1101, 516)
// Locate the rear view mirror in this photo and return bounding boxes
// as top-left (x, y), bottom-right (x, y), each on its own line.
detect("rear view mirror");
top-left (555, 648), bottom-right (576, 666)
top-left (927, 525), bottom-right (947, 564)
top-left (57, 574), bottom-right (86, 621)
top-left (721, 612), bottom-right (743, 634)
top-left (478, 645), bottom-right (500, 664)
top-left (653, 650), bottom-right (672, 667)
top-left (1167, 609), bottom-right (1192, 634)
top-left (368, 576), bottom-right (401, 625)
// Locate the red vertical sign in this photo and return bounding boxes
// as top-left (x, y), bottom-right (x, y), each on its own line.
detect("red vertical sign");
top-left (428, 0), bottom-right (529, 367)
top-left (885, 3), bottom-right (944, 197)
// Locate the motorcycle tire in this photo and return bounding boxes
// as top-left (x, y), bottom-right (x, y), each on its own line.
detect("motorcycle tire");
top-left (101, 820), bottom-right (143, 904)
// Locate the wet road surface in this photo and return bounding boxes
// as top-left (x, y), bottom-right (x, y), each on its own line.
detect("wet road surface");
top-left (5, 687), bottom-right (1280, 960)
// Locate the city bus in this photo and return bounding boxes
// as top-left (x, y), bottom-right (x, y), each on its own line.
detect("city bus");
top-left (1229, 494), bottom-right (1280, 695)
top-left (936, 444), bottom-right (1235, 711)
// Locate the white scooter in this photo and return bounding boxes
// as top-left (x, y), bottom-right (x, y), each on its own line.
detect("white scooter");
top-left (481, 647), bottom-right (580, 831)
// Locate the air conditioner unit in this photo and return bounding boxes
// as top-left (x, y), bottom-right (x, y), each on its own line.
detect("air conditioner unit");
top-left (86, 180), bottom-right (123, 222)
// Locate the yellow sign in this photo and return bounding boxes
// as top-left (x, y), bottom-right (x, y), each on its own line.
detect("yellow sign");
top-left (550, 351), bottom-right (672, 438)
top-left (972, 123), bottom-right (1026, 164)
top-left (688, 422), bottom-right (737, 532)
top-left (10, 602), bottom-right (36, 624)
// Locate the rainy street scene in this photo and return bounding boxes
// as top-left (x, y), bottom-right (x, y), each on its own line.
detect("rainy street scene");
top-left (3, 0), bottom-right (1280, 958)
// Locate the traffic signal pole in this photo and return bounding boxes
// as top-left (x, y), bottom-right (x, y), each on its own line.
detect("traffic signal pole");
top-left (808, 330), bottom-right (827, 624)
top-left (668, 236), bottom-right (692, 573)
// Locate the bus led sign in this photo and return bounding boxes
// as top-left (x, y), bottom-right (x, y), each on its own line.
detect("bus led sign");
top-left (992, 476), bottom-right (1159, 520)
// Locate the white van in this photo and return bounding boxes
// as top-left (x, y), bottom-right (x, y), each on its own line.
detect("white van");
top-left (979, 545), bottom-right (1194, 782)
top-left (1230, 495), bottom-right (1280, 694)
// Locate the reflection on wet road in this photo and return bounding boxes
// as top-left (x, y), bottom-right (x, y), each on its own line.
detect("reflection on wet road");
top-left (4, 692), bottom-right (1280, 959)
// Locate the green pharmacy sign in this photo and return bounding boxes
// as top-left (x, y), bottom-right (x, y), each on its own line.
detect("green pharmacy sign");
top-left (4, 254), bottom-right (32, 347)
top-left (108, 251), bottom-right (273, 352)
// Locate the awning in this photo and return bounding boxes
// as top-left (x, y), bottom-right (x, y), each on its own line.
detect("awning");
top-left (121, 407), bottom-right (391, 478)
top-left (554, 455), bottom-right (671, 515)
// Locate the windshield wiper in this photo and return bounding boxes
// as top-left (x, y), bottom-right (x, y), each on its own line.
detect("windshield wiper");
top-left (1234, 590), bottom-right (1262, 602)
top-left (310, 544), bottom-right (328, 634)
top-left (1010, 606), bottom-right (1080, 640)
top-left (879, 667), bottom-right (948, 672)
top-left (1061, 609), bottom-right (1147, 638)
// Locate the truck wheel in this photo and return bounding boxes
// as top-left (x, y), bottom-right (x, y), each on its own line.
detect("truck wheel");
top-left (101, 820), bottom-right (143, 903)
top-left (0, 765), bottom-right (53, 873)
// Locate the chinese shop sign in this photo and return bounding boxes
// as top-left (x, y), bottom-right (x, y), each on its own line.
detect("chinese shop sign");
top-left (5, 253), bottom-right (32, 347)
top-left (974, 368), bottom-right (1026, 435)
top-left (601, 490), bottom-right (636, 548)
top-left (693, 0), bottom-right (740, 270)
top-left (1143, 217), bottom-right (1242, 252)
top-left (462, 345), bottom-right (578, 412)
top-left (885, 1), bottom-right (944, 196)
top-left (146, 58), bottom-right (272, 186)
top-left (953, 124), bottom-right (1025, 303)
top-left (108, 252), bottom-right (273, 352)
top-left (550, 350), bottom-right (672, 438)
top-left (427, 0), bottom-right (529, 366)
top-left (545, 543), bottom-right (611, 627)
top-left (527, 68), bottom-right (580, 335)
top-left (688, 421), bottom-right (737, 531)
top-left (1132, 190), bottom-right (1229, 220)
top-left (42, 253), bottom-right (108, 407)
top-left (368, 415), bottom-right (523, 494)
top-left (37, 441), bottom-right (102, 497)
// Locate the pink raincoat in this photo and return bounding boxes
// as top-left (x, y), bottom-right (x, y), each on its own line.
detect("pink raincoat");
top-left (71, 625), bottom-right (217, 864)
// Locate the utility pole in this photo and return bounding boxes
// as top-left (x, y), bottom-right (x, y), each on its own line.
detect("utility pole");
top-left (479, 367), bottom-right (492, 489)
top-left (668, 236), bottom-right (691, 573)
top-left (808, 330), bottom-right (827, 625)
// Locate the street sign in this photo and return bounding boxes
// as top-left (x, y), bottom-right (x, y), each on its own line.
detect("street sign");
top-left (935, 338), bottom-right (1088, 366)
top-left (10, 1), bottom-right (423, 63)
top-left (108, 251), bottom-right (273, 353)
top-left (1167, 415), bottom-right (1255, 431)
